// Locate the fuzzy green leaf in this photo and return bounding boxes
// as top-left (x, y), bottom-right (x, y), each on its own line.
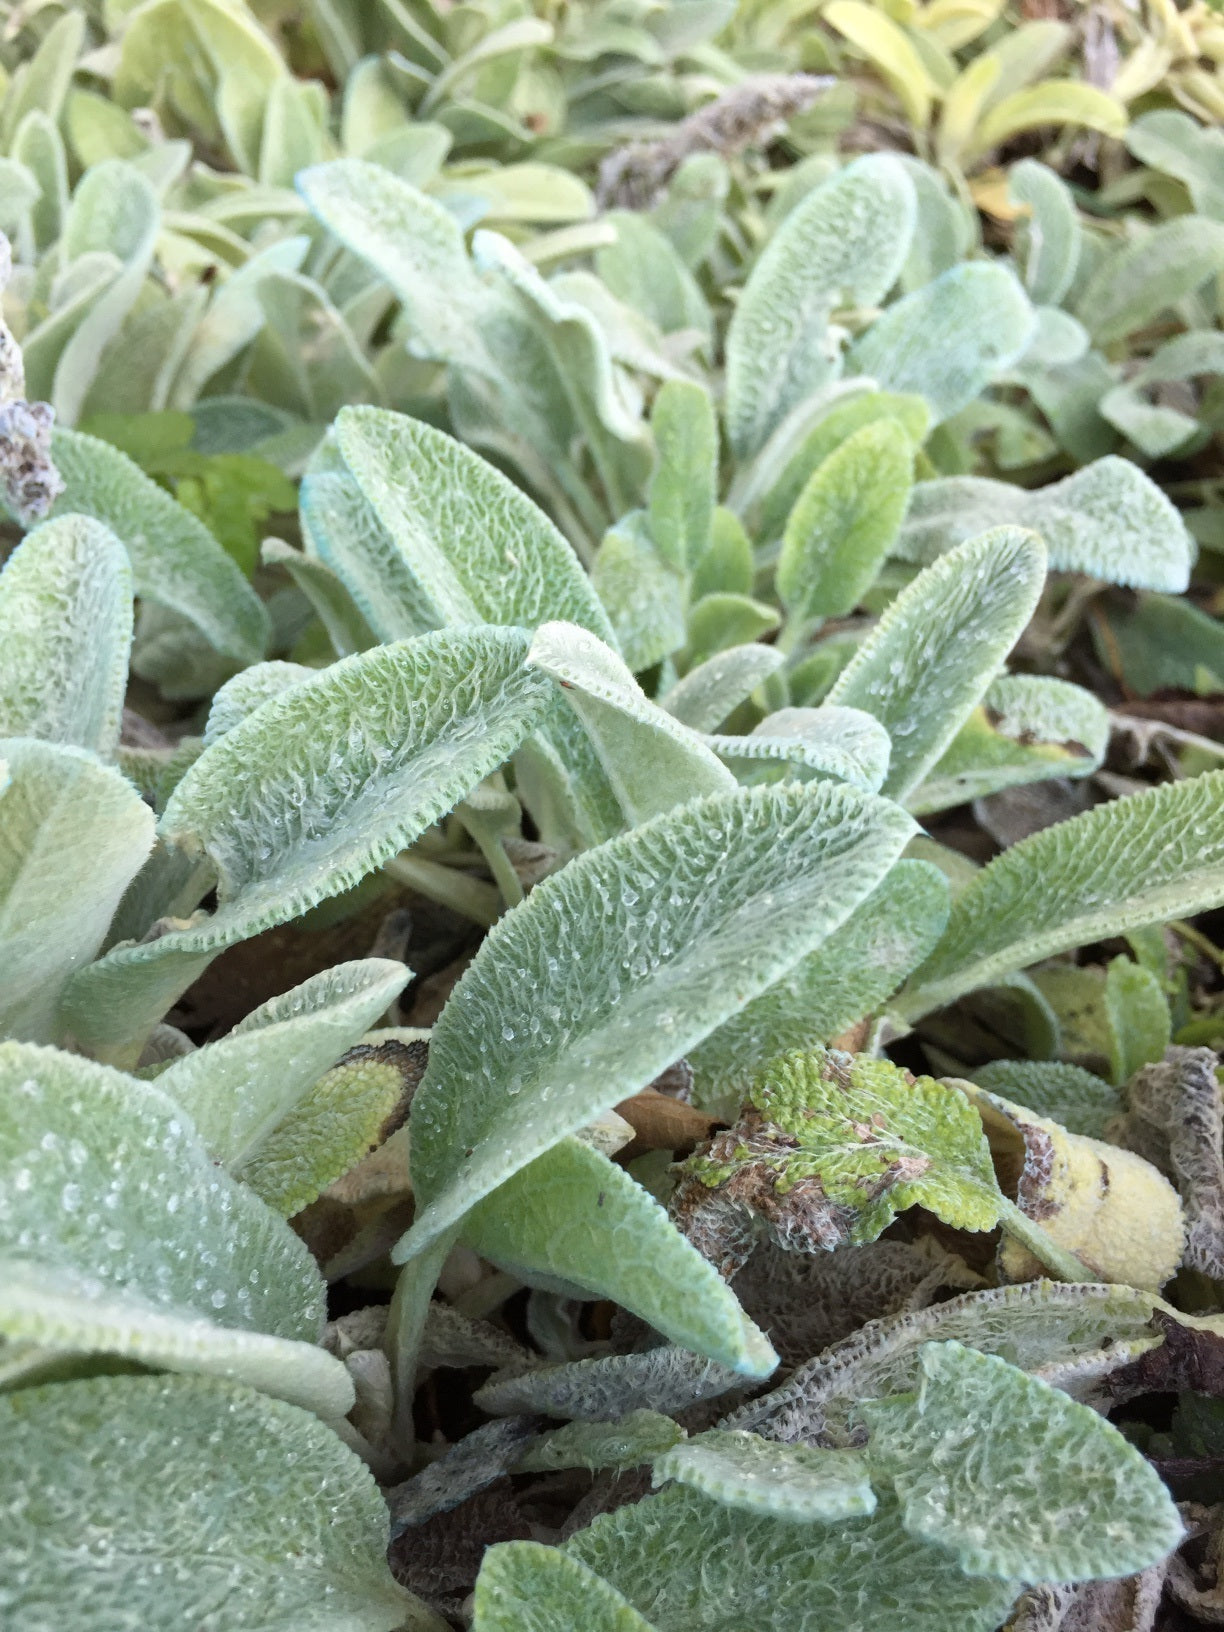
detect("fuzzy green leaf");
top-left (515, 1412), bottom-right (684, 1475)
top-left (661, 645), bottom-right (787, 732)
top-left (1009, 160), bottom-right (1081, 306)
top-left (709, 706), bottom-right (892, 794)
top-left (334, 407), bottom-right (615, 640)
top-left (847, 263), bottom-right (1035, 425)
top-left (564, 1484), bottom-right (1020, 1632)
top-left (1089, 592), bottom-right (1224, 697)
top-left (591, 517), bottom-right (688, 673)
top-left (156, 960), bottom-right (409, 1167)
top-left (476, 1542), bottom-right (657, 1632)
top-left (298, 159), bottom-right (491, 370)
top-left (400, 781), bottom-right (916, 1261)
top-left (260, 537), bottom-right (375, 659)
top-left (648, 380), bottom-right (717, 572)
top-left (910, 674), bottom-right (1108, 815)
top-left (0, 740), bottom-right (153, 1044)
top-left (731, 1281), bottom-right (1163, 1447)
top-left (237, 1049), bottom-right (408, 1218)
top-left (0, 1041), bottom-right (349, 1415)
top-left (0, 1374), bottom-right (426, 1632)
top-left (45, 429), bottom-right (268, 663)
top-left (777, 421), bottom-right (914, 622)
top-left (62, 628), bottom-right (553, 1053)
top-left (1076, 216), bottom-right (1224, 345)
top-left (653, 1432), bottom-right (876, 1522)
top-left (463, 1137), bottom-right (776, 1374)
top-left (1105, 955), bottom-right (1170, 1087)
top-left (827, 527), bottom-right (1046, 802)
top-left (969, 1061), bottom-right (1120, 1140)
top-left (476, 1346), bottom-right (745, 1422)
top-left (299, 468), bottom-right (438, 646)
top-left (202, 660), bottom-right (314, 745)
top-left (896, 457), bottom-right (1192, 593)
top-left (527, 620), bottom-right (734, 824)
top-left (1126, 109), bottom-right (1224, 220)
top-left (725, 155), bottom-right (917, 458)
top-left (0, 516), bottom-right (131, 757)
top-left (863, 1340), bottom-right (1183, 1580)
top-left (689, 859), bottom-right (949, 1113)
top-left (683, 592), bottom-right (779, 668)
top-left (755, 391), bottom-right (932, 545)
top-left (901, 772), bottom-right (1224, 1018)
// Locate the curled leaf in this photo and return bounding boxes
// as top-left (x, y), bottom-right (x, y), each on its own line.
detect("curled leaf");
top-left (956, 1079), bottom-right (1184, 1289)
top-left (673, 1047), bottom-right (1001, 1275)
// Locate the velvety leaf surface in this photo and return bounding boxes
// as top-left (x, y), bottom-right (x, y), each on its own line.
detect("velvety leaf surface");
top-left (653, 1431), bottom-right (876, 1521)
top-left (901, 772), bottom-right (1224, 1017)
top-left (334, 407), bottom-right (615, 639)
top-left (47, 428), bottom-right (268, 662)
top-left (897, 458), bottom-right (1192, 593)
top-left (516, 1412), bottom-right (683, 1474)
top-left (846, 263), bottom-right (1035, 425)
top-left (0, 515), bottom-right (131, 755)
top-left (63, 628), bottom-right (553, 1051)
top-left (827, 527), bottom-right (1046, 802)
top-left (0, 1374), bottom-right (425, 1632)
top-left (462, 1137), bottom-right (776, 1373)
top-left (689, 860), bottom-right (949, 1112)
top-left (0, 739), bottom-right (153, 1043)
top-left (862, 1341), bottom-right (1183, 1581)
top-left (157, 960), bottom-right (409, 1166)
top-left (725, 155), bottom-right (917, 457)
top-left (527, 620), bottom-right (734, 824)
top-left (0, 1041), bottom-right (348, 1414)
top-left (476, 1542), bottom-right (657, 1632)
top-left (564, 1484), bottom-right (1021, 1632)
top-left (401, 782), bottom-right (916, 1259)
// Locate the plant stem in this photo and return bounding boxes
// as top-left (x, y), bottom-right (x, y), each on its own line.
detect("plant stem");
top-left (996, 1196), bottom-right (1097, 1283)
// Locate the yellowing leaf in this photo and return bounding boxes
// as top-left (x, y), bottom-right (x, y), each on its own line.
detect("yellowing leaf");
top-left (969, 81), bottom-right (1127, 162)
top-left (956, 1080), bottom-right (1185, 1289)
top-left (825, 0), bottom-right (938, 128)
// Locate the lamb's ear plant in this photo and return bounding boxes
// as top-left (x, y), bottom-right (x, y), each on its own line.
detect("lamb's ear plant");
top-left (5, 6), bottom-right (1224, 1622)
